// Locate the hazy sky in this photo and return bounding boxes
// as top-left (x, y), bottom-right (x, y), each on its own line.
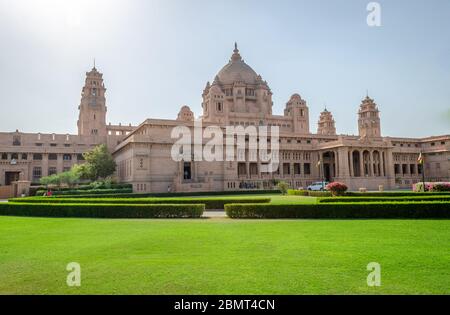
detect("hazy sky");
top-left (0, 0), bottom-right (449, 137)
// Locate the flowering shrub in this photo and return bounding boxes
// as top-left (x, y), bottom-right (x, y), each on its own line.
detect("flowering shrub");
top-left (413, 182), bottom-right (450, 192)
top-left (326, 182), bottom-right (348, 196)
top-left (431, 183), bottom-right (450, 192)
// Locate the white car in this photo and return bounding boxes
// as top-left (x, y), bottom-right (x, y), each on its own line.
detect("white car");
top-left (307, 181), bottom-right (329, 191)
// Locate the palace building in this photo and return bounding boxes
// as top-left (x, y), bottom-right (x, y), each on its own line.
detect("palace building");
top-left (0, 44), bottom-right (449, 196)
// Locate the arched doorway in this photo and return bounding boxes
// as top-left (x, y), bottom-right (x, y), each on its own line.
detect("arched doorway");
top-left (322, 151), bottom-right (336, 182)
top-left (352, 150), bottom-right (361, 177)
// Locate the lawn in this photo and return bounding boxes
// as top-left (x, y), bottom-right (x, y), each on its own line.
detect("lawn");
top-left (0, 216), bottom-right (449, 294)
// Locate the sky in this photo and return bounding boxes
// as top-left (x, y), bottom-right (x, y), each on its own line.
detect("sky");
top-left (0, 0), bottom-right (449, 137)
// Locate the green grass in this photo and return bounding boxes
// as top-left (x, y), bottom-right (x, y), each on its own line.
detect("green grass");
top-left (0, 216), bottom-right (449, 294)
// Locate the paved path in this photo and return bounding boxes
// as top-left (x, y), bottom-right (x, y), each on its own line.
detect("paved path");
top-left (203, 211), bottom-right (227, 218)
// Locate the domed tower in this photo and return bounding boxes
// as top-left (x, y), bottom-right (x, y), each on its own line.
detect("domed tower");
top-left (201, 43), bottom-right (272, 123)
top-left (284, 94), bottom-right (310, 134)
top-left (317, 107), bottom-right (336, 135)
top-left (177, 105), bottom-right (194, 122)
top-left (77, 65), bottom-right (107, 136)
top-left (358, 95), bottom-right (381, 138)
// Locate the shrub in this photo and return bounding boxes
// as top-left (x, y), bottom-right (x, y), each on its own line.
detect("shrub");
top-left (277, 181), bottom-right (289, 195)
top-left (0, 203), bottom-right (204, 218)
top-left (344, 191), bottom-right (450, 197)
top-left (46, 190), bottom-right (281, 199)
top-left (431, 183), bottom-right (450, 192)
top-left (287, 189), bottom-right (331, 197)
top-left (10, 197), bottom-right (271, 210)
top-left (318, 196), bottom-right (450, 203)
top-left (287, 189), bottom-right (309, 196)
top-left (225, 202), bottom-right (450, 219)
top-left (307, 191), bottom-right (332, 197)
top-left (326, 182), bottom-right (348, 196)
top-left (36, 188), bottom-right (133, 196)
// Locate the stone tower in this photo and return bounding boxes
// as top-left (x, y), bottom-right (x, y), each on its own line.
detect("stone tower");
top-left (284, 94), bottom-right (310, 134)
top-left (77, 66), bottom-right (107, 136)
top-left (317, 108), bottom-right (336, 135)
top-left (358, 95), bottom-right (381, 138)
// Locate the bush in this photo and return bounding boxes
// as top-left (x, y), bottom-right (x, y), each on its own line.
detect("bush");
top-left (277, 181), bottom-right (289, 195)
top-left (431, 183), bottom-right (450, 192)
top-left (0, 203), bottom-right (204, 218)
top-left (225, 202), bottom-right (450, 219)
top-left (10, 197), bottom-right (271, 210)
top-left (326, 182), bottom-right (348, 196)
top-left (344, 191), bottom-right (450, 197)
top-left (287, 190), bottom-right (332, 197)
top-left (47, 190), bottom-right (281, 199)
top-left (413, 182), bottom-right (450, 192)
top-left (287, 189), bottom-right (309, 196)
top-left (318, 196), bottom-right (450, 203)
top-left (36, 188), bottom-right (133, 196)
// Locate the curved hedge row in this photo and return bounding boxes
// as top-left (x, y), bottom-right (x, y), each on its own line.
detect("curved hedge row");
top-left (10, 197), bottom-right (271, 210)
top-left (318, 196), bottom-right (450, 203)
top-left (0, 203), bottom-right (204, 218)
top-left (36, 188), bottom-right (133, 196)
top-left (225, 202), bottom-right (450, 219)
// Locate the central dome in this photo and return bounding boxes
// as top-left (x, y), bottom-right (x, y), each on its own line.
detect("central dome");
top-left (216, 43), bottom-right (258, 85)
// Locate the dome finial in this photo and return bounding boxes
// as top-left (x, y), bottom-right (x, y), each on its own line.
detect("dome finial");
top-left (231, 42), bottom-right (242, 62)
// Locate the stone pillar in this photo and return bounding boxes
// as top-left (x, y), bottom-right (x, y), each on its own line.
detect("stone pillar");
top-left (369, 150), bottom-right (374, 177)
top-left (337, 147), bottom-right (350, 178)
top-left (380, 151), bottom-right (385, 177)
top-left (349, 150), bottom-right (354, 177)
top-left (246, 162), bottom-right (250, 179)
top-left (42, 153), bottom-right (49, 177)
top-left (359, 151), bottom-right (364, 177)
top-left (57, 154), bottom-right (63, 173)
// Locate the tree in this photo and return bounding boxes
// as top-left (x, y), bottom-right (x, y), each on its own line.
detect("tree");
top-left (79, 144), bottom-right (116, 181)
top-left (277, 181), bottom-right (289, 195)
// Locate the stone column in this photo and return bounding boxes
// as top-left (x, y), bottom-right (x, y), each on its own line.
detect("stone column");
top-left (349, 150), bottom-right (354, 177)
top-left (57, 154), bottom-right (63, 173)
top-left (380, 151), bottom-right (385, 177)
top-left (369, 150), bottom-right (374, 177)
top-left (42, 153), bottom-right (49, 177)
top-left (337, 147), bottom-right (350, 178)
top-left (359, 150), bottom-right (364, 177)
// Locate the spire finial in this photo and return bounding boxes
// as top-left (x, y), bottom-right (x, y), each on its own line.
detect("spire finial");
top-left (93, 58), bottom-right (96, 70)
top-left (231, 42), bottom-right (242, 62)
top-left (366, 89), bottom-right (369, 98)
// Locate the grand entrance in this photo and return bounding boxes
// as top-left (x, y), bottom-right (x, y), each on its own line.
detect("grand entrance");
top-left (5, 171), bottom-right (20, 185)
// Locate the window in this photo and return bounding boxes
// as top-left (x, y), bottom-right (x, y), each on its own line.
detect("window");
top-left (33, 153), bottom-right (42, 160)
top-left (63, 154), bottom-right (72, 161)
top-left (64, 144), bottom-right (71, 147)
top-left (21, 153), bottom-right (27, 160)
top-left (77, 154), bottom-right (84, 161)
top-left (32, 167), bottom-right (42, 180)
top-left (294, 163), bottom-right (301, 175)
top-left (11, 153), bottom-right (18, 160)
top-left (13, 136), bottom-right (21, 146)
top-left (50, 143), bottom-right (57, 147)
top-left (183, 162), bottom-right (192, 180)
top-left (48, 167), bottom-right (57, 176)
top-left (63, 167), bottom-right (71, 172)
top-left (1, 153), bottom-right (7, 160)
top-left (431, 142), bottom-right (435, 146)
top-left (304, 163), bottom-right (311, 175)
top-left (35, 143), bottom-right (43, 146)
top-left (48, 153), bottom-right (57, 160)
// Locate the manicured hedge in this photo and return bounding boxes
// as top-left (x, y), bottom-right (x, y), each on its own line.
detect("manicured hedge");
top-left (35, 188), bottom-right (133, 196)
top-left (344, 191), bottom-right (450, 197)
top-left (319, 196), bottom-right (450, 203)
top-left (10, 197), bottom-right (271, 210)
top-left (225, 202), bottom-right (450, 219)
top-left (287, 189), bottom-right (331, 197)
top-left (48, 190), bottom-right (281, 199)
top-left (0, 203), bottom-right (204, 218)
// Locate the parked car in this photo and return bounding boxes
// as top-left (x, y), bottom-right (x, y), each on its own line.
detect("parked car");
top-left (307, 181), bottom-right (329, 191)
